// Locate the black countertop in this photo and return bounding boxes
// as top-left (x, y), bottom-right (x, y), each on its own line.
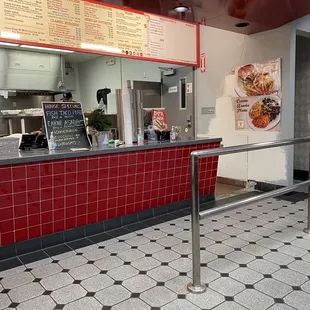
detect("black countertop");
top-left (0, 138), bottom-right (222, 166)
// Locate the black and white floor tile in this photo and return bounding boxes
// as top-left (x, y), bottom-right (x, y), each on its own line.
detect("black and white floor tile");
top-left (1, 193), bottom-right (310, 309)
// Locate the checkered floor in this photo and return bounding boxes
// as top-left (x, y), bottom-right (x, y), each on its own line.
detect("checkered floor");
top-left (1, 193), bottom-right (310, 310)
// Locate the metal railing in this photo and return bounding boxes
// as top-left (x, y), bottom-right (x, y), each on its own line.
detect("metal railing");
top-left (187, 136), bottom-right (310, 294)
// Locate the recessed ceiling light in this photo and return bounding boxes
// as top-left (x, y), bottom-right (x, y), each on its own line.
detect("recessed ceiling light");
top-left (235, 22), bottom-right (249, 28)
top-left (173, 5), bottom-right (189, 13)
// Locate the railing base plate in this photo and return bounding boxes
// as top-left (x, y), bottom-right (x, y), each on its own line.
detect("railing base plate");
top-left (304, 228), bottom-right (310, 234)
top-left (187, 283), bottom-right (207, 294)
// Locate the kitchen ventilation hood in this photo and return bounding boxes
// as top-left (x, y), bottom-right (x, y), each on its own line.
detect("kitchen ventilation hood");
top-left (0, 48), bottom-right (64, 94)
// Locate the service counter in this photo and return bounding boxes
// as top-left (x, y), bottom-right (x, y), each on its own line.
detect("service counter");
top-left (0, 138), bottom-right (221, 255)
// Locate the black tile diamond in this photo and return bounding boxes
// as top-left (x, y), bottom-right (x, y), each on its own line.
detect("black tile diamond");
top-left (114, 281), bottom-right (123, 285)
top-left (43, 290), bottom-right (52, 295)
top-left (111, 253), bottom-right (117, 256)
top-left (1, 289), bottom-right (10, 294)
top-left (218, 255), bottom-right (225, 259)
top-left (146, 254), bottom-right (152, 257)
top-left (211, 220), bottom-right (217, 222)
top-left (76, 253), bottom-right (83, 256)
top-left (245, 284), bottom-right (254, 289)
top-left (227, 225), bottom-right (234, 227)
top-left (157, 282), bottom-right (165, 286)
top-left (215, 241), bottom-right (222, 244)
top-left (240, 220), bottom-right (246, 223)
top-left (52, 260), bottom-right (60, 264)
top-left (131, 246), bottom-right (138, 249)
top-left (280, 265), bottom-right (288, 269)
top-left (200, 247), bottom-right (206, 251)
top-left (268, 221), bottom-right (275, 223)
top-left (178, 294), bottom-right (186, 299)
top-left (298, 221), bottom-right (304, 224)
top-left (73, 280), bottom-right (82, 284)
top-left (150, 240), bottom-right (156, 243)
top-left (271, 249), bottom-right (278, 252)
top-left (295, 257), bottom-right (302, 260)
top-left (239, 264), bottom-right (247, 268)
top-left (139, 271), bottom-right (147, 275)
top-left (33, 278), bottom-right (41, 283)
top-left (263, 236), bottom-right (270, 239)
top-left (8, 303), bottom-right (19, 308)
top-left (275, 230), bottom-right (282, 233)
top-left (162, 262), bottom-right (169, 266)
top-left (221, 273), bottom-right (229, 277)
top-left (231, 235), bottom-right (237, 238)
top-left (279, 216), bottom-right (285, 219)
top-left (284, 243), bottom-right (291, 245)
top-left (213, 230), bottom-right (220, 232)
top-left (256, 256), bottom-right (263, 259)
top-left (170, 223), bottom-right (176, 226)
top-left (151, 308), bottom-right (161, 310)
top-left (185, 219), bottom-right (190, 222)
top-left (292, 286), bottom-right (302, 291)
top-left (244, 230), bottom-right (251, 232)
top-left (54, 305), bottom-right (65, 310)
top-left (181, 255), bottom-right (188, 258)
top-left (62, 269), bottom-right (70, 273)
top-left (297, 236), bottom-right (303, 239)
top-left (184, 229), bottom-right (190, 232)
top-left (167, 234), bottom-right (174, 237)
top-left (86, 292), bottom-right (96, 297)
top-left (201, 263), bottom-right (208, 267)
top-left (182, 241), bottom-right (189, 243)
top-left (99, 246), bottom-right (105, 249)
top-left (225, 297), bottom-right (234, 301)
top-left (100, 270), bottom-right (108, 274)
top-left (87, 261), bottom-right (95, 264)
top-left (124, 262), bottom-right (131, 265)
top-left (287, 226), bottom-right (294, 228)
top-left (137, 234), bottom-right (144, 236)
top-left (274, 298), bottom-right (284, 303)
top-left (234, 248), bottom-right (242, 251)
top-left (179, 272), bottom-right (187, 276)
top-left (224, 216), bottom-right (229, 218)
top-left (200, 235), bottom-right (204, 238)
top-left (25, 268), bottom-right (32, 272)
top-left (154, 228), bottom-right (160, 231)
top-left (102, 307), bottom-right (112, 310)
top-left (131, 293), bottom-right (140, 298)
top-left (257, 225), bottom-right (263, 228)
top-left (251, 216), bottom-right (258, 219)
top-left (165, 247), bottom-right (172, 250)
top-left (264, 274), bottom-right (272, 278)
top-left (118, 240), bottom-right (125, 243)
top-left (249, 242), bottom-right (256, 245)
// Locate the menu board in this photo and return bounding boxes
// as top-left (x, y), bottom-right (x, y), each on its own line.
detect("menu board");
top-left (42, 101), bottom-right (91, 149)
top-left (0, 0), bottom-right (198, 66)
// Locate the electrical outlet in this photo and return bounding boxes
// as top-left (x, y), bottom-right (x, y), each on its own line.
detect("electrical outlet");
top-left (12, 102), bottom-right (17, 108)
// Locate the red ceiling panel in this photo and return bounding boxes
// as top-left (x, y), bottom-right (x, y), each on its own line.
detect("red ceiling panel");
top-left (97, 0), bottom-right (310, 34)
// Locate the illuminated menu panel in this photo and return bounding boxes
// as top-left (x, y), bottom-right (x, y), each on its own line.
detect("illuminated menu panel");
top-left (0, 0), bottom-right (198, 66)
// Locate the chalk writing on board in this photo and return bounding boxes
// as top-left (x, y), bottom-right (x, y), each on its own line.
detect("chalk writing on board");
top-left (42, 102), bottom-right (91, 150)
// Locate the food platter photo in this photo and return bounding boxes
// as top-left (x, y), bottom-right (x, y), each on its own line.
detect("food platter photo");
top-left (235, 63), bottom-right (280, 97)
top-left (246, 95), bottom-right (281, 131)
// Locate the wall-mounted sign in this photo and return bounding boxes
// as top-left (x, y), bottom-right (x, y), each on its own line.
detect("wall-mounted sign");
top-left (234, 58), bottom-right (281, 97)
top-left (152, 109), bottom-right (168, 132)
top-left (0, 0), bottom-right (199, 66)
top-left (200, 53), bottom-right (206, 73)
top-left (234, 95), bottom-right (281, 131)
top-left (42, 101), bottom-right (91, 149)
top-left (201, 107), bottom-right (215, 115)
top-left (168, 86), bottom-right (178, 93)
top-left (186, 83), bottom-right (193, 94)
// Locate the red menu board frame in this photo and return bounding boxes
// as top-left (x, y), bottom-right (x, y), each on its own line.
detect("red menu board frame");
top-left (0, 0), bottom-right (200, 67)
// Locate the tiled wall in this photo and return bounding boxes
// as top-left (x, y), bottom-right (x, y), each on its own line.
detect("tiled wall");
top-left (0, 143), bottom-right (220, 246)
top-left (295, 36), bottom-right (310, 171)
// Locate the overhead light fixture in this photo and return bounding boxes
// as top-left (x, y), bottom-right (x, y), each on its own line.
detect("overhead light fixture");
top-left (0, 42), bottom-right (19, 47)
top-left (173, 3), bottom-right (189, 13)
top-left (20, 45), bottom-right (74, 53)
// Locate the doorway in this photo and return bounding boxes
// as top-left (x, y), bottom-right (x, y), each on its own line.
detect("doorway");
top-left (161, 67), bottom-right (195, 140)
top-left (294, 35), bottom-right (310, 185)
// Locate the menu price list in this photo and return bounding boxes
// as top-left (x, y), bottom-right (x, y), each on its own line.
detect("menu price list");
top-left (42, 102), bottom-right (91, 149)
top-left (0, 0), bottom-right (198, 65)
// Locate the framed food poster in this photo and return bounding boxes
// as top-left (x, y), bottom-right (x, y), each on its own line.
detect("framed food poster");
top-left (234, 95), bottom-right (281, 131)
top-left (234, 59), bottom-right (281, 97)
top-left (152, 109), bottom-right (168, 132)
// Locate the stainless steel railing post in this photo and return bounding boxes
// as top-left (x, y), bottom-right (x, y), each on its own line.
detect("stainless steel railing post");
top-left (187, 154), bottom-right (206, 294)
top-left (304, 146), bottom-right (310, 234)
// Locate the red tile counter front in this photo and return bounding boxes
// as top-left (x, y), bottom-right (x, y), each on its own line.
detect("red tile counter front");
top-left (0, 142), bottom-right (220, 246)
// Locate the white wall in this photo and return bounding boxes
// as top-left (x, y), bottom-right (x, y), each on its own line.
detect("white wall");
top-left (196, 24), bottom-right (295, 185)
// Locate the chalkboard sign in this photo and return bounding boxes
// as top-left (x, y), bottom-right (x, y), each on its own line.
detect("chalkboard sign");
top-left (42, 102), bottom-right (91, 149)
